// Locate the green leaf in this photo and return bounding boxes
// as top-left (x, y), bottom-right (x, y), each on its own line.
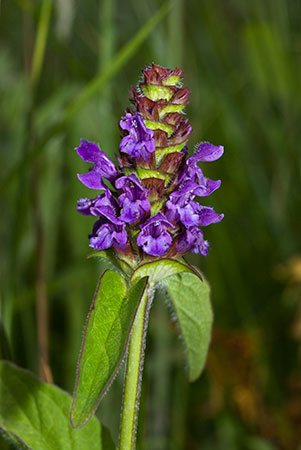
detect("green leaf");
top-left (131, 259), bottom-right (212, 381)
top-left (0, 360), bottom-right (114, 450)
top-left (131, 258), bottom-right (196, 286)
top-left (162, 271), bottom-right (213, 381)
top-left (71, 270), bottom-right (148, 428)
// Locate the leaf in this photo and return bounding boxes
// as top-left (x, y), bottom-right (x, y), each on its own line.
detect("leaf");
top-left (131, 258), bottom-right (197, 286)
top-left (71, 270), bottom-right (148, 428)
top-left (131, 259), bottom-right (212, 381)
top-left (0, 360), bottom-right (115, 450)
top-left (162, 271), bottom-right (213, 381)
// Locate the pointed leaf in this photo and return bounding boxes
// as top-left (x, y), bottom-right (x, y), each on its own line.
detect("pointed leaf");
top-left (71, 270), bottom-right (148, 428)
top-left (162, 271), bottom-right (213, 381)
top-left (131, 258), bottom-right (197, 286)
top-left (0, 361), bottom-right (114, 449)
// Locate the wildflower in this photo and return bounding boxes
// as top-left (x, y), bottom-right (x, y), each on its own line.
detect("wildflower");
top-left (76, 139), bottom-right (118, 188)
top-left (120, 113), bottom-right (156, 161)
top-left (75, 64), bottom-right (224, 258)
top-left (115, 174), bottom-right (150, 223)
top-left (89, 217), bottom-right (127, 251)
top-left (137, 214), bottom-right (174, 256)
top-left (177, 227), bottom-right (210, 256)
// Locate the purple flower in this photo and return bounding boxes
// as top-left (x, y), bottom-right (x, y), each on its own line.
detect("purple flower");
top-left (77, 192), bottom-right (119, 220)
top-left (137, 213), bottom-right (174, 256)
top-left (76, 196), bottom-right (100, 215)
top-left (75, 65), bottom-right (224, 259)
top-left (179, 142), bottom-right (223, 195)
top-left (166, 181), bottom-right (222, 225)
top-left (89, 217), bottom-right (127, 251)
top-left (76, 139), bottom-right (118, 188)
top-left (177, 228), bottom-right (210, 256)
top-left (179, 166), bottom-right (221, 197)
top-left (120, 113), bottom-right (155, 161)
top-left (77, 188), bottom-right (127, 252)
top-left (166, 187), bottom-right (223, 227)
top-left (198, 206), bottom-right (224, 226)
top-left (115, 174), bottom-right (150, 223)
top-left (166, 182), bottom-right (199, 225)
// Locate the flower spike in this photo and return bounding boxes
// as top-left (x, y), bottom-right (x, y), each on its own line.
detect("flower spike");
top-left (75, 63), bottom-right (223, 258)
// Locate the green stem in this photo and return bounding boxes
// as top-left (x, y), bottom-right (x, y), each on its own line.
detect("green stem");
top-left (120, 289), bottom-right (150, 450)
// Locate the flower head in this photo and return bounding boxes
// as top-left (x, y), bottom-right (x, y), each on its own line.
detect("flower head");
top-left (75, 64), bottom-right (224, 260)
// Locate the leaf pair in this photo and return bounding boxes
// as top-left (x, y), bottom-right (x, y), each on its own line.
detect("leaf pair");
top-left (0, 257), bottom-right (213, 448)
top-left (71, 255), bottom-right (213, 429)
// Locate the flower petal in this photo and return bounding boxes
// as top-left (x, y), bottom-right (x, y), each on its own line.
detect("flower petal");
top-left (198, 207), bottom-right (224, 226)
top-left (76, 139), bottom-right (118, 181)
top-left (76, 139), bottom-right (102, 163)
top-left (89, 224), bottom-right (113, 250)
top-left (137, 230), bottom-right (172, 256)
top-left (193, 142), bottom-right (224, 162)
top-left (77, 172), bottom-right (104, 190)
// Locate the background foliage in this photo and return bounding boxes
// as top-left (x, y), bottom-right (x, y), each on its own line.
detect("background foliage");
top-left (1, 0), bottom-right (300, 448)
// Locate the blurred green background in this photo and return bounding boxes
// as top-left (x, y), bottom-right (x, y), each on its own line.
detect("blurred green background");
top-left (1, 0), bottom-right (300, 449)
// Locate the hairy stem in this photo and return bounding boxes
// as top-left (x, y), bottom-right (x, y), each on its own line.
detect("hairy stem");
top-left (120, 289), bottom-right (150, 450)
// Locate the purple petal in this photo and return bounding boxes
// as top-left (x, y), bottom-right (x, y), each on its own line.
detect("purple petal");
top-left (94, 157), bottom-right (118, 181)
top-left (191, 178), bottom-right (222, 197)
top-left (89, 224), bottom-right (113, 250)
top-left (176, 228), bottom-right (196, 253)
top-left (137, 230), bottom-right (172, 256)
top-left (179, 202), bottom-right (201, 227)
top-left (91, 195), bottom-right (119, 221)
top-left (76, 139), bottom-right (102, 163)
top-left (177, 227), bottom-right (210, 256)
top-left (76, 197), bottom-right (95, 215)
top-left (112, 227), bottom-right (128, 250)
top-left (198, 207), bottom-right (224, 226)
top-left (119, 198), bottom-right (140, 223)
top-left (165, 200), bottom-right (180, 224)
top-left (140, 213), bottom-right (174, 230)
top-left (116, 174), bottom-right (150, 223)
top-left (76, 139), bottom-right (118, 181)
top-left (190, 228), bottom-right (210, 255)
top-left (77, 172), bottom-right (105, 190)
top-left (115, 173), bottom-right (145, 194)
top-left (193, 142), bottom-right (224, 162)
top-left (119, 112), bottom-right (155, 162)
top-left (89, 219), bottom-right (127, 251)
top-left (137, 213), bottom-right (174, 256)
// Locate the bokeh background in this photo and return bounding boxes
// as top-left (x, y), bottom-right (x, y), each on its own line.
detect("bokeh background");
top-left (1, 0), bottom-right (301, 449)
